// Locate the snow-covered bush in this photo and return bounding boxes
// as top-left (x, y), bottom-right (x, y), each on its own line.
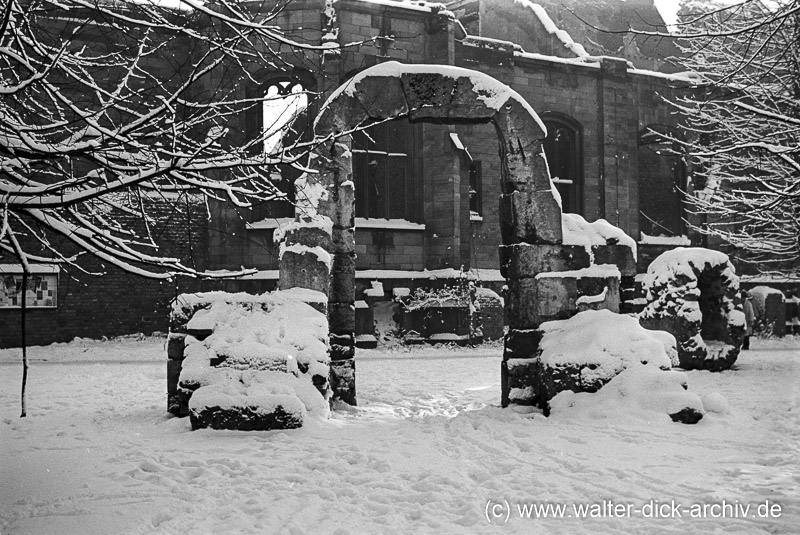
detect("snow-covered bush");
top-left (506, 309), bottom-right (679, 410)
top-left (639, 248), bottom-right (744, 371)
top-left (174, 289), bottom-right (330, 430)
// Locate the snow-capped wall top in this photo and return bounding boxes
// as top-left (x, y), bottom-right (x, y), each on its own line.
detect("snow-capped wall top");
top-left (561, 213), bottom-right (637, 258)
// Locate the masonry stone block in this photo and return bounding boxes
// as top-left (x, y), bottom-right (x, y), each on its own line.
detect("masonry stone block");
top-left (315, 93), bottom-right (370, 135)
top-left (448, 76), bottom-right (497, 121)
top-left (332, 226), bottom-right (355, 254)
top-left (576, 276), bottom-right (620, 313)
top-left (330, 358), bottom-right (357, 405)
top-left (355, 75), bottom-right (409, 120)
top-left (330, 252), bottom-right (356, 304)
top-left (167, 358), bottom-right (182, 397)
top-left (284, 225), bottom-right (333, 250)
top-left (506, 277), bottom-right (540, 329)
top-left (534, 276), bottom-right (577, 318)
top-left (330, 332), bottom-right (355, 361)
top-left (591, 244), bottom-right (637, 276)
top-left (499, 190), bottom-right (562, 245)
top-left (504, 328), bottom-right (544, 361)
top-left (492, 97), bottom-right (547, 144)
top-left (278, 248), bottom-right (330, 295)
top-left (499, 243), bottom-right (591, 279)
top-left (190, 405), bottom-right (303, 431)
top-left (328, 301), bottom-right (356, 335)
top-left (335, 180), bottom-right (356, 230)
top-left (402, 72), bottom-right (456, 120)
top-left (167, 333), bottom-right (186, 360)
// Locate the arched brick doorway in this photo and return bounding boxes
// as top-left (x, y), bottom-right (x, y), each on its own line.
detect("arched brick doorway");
top-left (279, 62), bottom-right (578, 406)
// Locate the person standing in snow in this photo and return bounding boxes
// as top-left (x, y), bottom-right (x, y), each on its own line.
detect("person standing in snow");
top-left (742, 291), bottom-right (755, 350)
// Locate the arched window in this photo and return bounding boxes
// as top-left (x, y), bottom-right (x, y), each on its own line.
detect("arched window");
top-left (352, 119), bottom-right (411, 220)
top-left (541, 114), bottom-right (583, 215)
top-left (638, 125), bottom-right (685, 237)
top-left (246, 75), bottom-right (314, 219)
top-left (261, 79), bottom-right (308, 153)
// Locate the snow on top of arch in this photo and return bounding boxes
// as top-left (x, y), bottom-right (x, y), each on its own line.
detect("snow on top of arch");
top-left (320, 61), bottom-right (545, 131)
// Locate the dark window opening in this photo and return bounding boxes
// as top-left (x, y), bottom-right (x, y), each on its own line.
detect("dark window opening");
top-left (638, 125), bottom-right (685, 237)
top-left (542, 116), bottom-right (583, 214)
top-left (469, 161), bottom-right (482, 217)
top-left (353, 119), bottom-right (411, 220)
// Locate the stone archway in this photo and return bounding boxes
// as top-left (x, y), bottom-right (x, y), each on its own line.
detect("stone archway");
top-left (278, 62), bottom-right (626, 406)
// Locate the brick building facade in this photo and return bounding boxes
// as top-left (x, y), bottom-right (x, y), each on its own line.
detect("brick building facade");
top-left (1, 0), bottom-right (698, 347)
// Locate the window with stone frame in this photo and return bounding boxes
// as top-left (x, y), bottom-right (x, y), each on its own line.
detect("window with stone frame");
top-left (352, 119), bottom-right (412, 220)
top-left (0, 266), bottom-right (58, 308)
top-left (542, 115), bottom-right (583, 215)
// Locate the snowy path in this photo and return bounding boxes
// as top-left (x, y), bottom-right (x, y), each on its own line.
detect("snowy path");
top-left (1, 338), bottom-right (798, 534)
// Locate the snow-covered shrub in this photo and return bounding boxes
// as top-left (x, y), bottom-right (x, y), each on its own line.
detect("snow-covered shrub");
top-left (506, 309), bottom-right (678, 410)
top-left (549, 365), bottom-right (707, 424)
top-left (639, 248), bottom-right (744, 371)
top-left (749, 286), bottom-right (786, 337)
top-left (174, 289), bottom-right (330, 430)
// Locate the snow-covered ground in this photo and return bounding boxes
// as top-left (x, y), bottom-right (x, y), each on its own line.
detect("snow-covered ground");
top-left (1, 336), bottom-right (798, 534)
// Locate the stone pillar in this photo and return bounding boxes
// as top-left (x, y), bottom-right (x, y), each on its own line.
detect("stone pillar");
top-left (298, 136), bottom-right (358, 406)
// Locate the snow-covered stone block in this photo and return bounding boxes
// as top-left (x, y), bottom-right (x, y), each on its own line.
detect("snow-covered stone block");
top-left (169, 289), bottom-right (330, 428)
top-left (549, 365), bottom-right (705, 424)
top-left (639, 247), bottom-right (744, 371)
top-left (502, 310), bottom-right (679, 411)
top-left (749, 286), bottom-right (786, 337)
top-left (562, 213), bottom-right (637, 261)
top-left (475, 287), bottom-right (504, 340)
top-left (188, 371), bottom-right (329, 431)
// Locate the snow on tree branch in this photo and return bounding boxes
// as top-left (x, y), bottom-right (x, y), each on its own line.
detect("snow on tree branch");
top-left (0, 0), bottom-right (336, 278)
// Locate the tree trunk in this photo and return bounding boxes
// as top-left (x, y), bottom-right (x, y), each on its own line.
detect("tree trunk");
top-left (20, 270), bottom-right (28, 418)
